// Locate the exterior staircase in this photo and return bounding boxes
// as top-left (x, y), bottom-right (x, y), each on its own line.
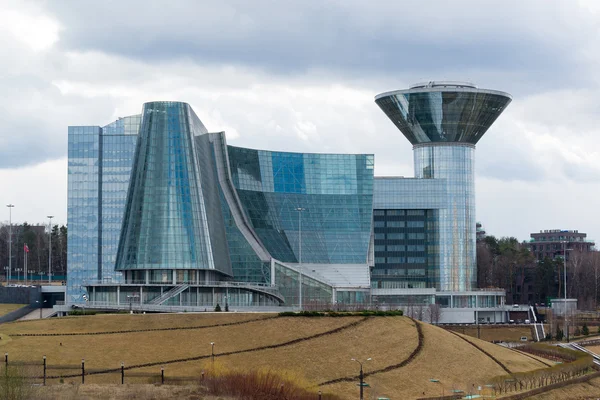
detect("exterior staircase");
top-left (147, 284), bottom-right (189, 305)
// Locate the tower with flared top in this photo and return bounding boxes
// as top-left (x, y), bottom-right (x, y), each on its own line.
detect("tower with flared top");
top-left (375, 82), bottom-right (512, 291)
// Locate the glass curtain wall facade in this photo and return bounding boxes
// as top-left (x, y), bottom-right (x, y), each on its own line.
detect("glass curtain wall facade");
top-left (67, 116), bottom-right (140, 302)
top-left (100, 117), bottom-right (140, 284)
top-left (372, 209), bottom-right (436, 289)
top-left (70, 101), bottom-right (373, 308)
top-left (414, 144), bottom-right (475, 290)
top-left (227, 147), bottom-right (374, 265)
top-left (375, 82), bottom-right (511, 292)
top-left (116, 102), bottom-right (232, 278)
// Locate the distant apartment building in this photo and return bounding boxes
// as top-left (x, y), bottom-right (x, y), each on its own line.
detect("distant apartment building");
top-left (528, 229), bottom-right (595, 261)
top-left (476, 222), bottom-right (486, 242)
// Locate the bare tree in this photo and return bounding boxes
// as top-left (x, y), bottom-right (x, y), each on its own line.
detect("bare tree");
top-left (415, 304), bottom-right (425, 321)
top-left (428, 303), bottom-right (442, 324)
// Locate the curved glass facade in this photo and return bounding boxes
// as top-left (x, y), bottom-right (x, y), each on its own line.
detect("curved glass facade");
top-left (414, 144), bottom-right (475, 291)
top-left (227, 146), bottom-right (374, 264)
top-left (116, 102), bottom-right (232, 276)
top-left (375, 88), bottom-right (511, 144)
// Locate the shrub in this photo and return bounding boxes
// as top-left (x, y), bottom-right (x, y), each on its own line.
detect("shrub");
top-left (575, 326), bottom-right (581, 336)
top-left (68, 310), bottom-right (98, 316)
top-left (201, 368), bottom-right (341, 399)
top-left (0, 366), bottom-right (34, 400)
top-left (583, 323), bottom-right (589, 336)
top-left (545, 332), bottom-right (552, 341)
top-left (277, 310), bottom-right (403, 317)
top-left (556, 326), bottom-right (564, 341)
top-left (214, 303), bottom-right (222, 312)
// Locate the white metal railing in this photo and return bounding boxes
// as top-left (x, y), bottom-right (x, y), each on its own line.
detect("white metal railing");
top-left (147, 284), bottom-right (189, 305)
top-left (83, 279), bottom-right (276, 289)
top-left (76, 301), bottom-right (284, 313)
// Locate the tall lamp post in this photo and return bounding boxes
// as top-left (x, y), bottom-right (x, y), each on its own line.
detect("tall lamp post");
top-left (127, 293), bottom-right (139, 313)
top-left (210, 342), bottom-right (215, 366)
top-left (6, 204), bottom-right (14, 283)
top-left (47, 216), bottom-right (53, 284)
top-left (562, 240), bottom-right (569, 342)
top-left (36, 299), bottom-right (47, 319)
top-left (295, 207), bottom-right (305, 310)
top-left (351, 357), bottom-right (371, 400)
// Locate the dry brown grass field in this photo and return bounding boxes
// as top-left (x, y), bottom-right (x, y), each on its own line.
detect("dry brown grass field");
top-left (583, 344), bottom-right (600, 355)
top-left (0, 304), bottom-right (26, 317)
top-left (0, 313), bottom-right (559, 399)
top-left (446, 325), bottom-right (534, 342)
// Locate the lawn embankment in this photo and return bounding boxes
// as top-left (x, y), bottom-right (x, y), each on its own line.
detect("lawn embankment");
top-left (0, 304), bottom-right (27, 317)
top-left (0, 313), bottom-right (558, 399)
top-left (445, 325), bottom-right (534, 342)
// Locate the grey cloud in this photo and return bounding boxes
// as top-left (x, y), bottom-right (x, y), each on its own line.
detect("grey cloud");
top-left (44, 1), bottom-right (590, 94)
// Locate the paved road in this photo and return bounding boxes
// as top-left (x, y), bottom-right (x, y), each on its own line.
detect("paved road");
top-left (18, 308), bottom-right (56, 320)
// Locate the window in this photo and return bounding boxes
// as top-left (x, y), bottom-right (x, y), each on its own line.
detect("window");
top-left (387, 245), bottom-right (405, 251)
top-left (406, 210), bottom-right (424, 216)
top-left (387, 257), bottom-right (405, 263)
top-left (407, 221), bottom-right (425, 228)
top-left (386, 210), bottom-right (405, 216)
top-left (374, 221), bottom-right (385, 228)
top-left (373, 210), bottom-right (385, 216)
top-left (387, 221), bottom-right (405, 228)
top-left (407, 268), bottom-right (426, 276)
top-left (387, 233), bottom-right (404, 240)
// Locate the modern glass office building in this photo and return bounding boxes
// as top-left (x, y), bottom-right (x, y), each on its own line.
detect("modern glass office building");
top-left (374, 81), bottom-right (512, 292)
top-left (66, 84), bottom-right (512, 320)
top-left (67, 116), bottom-right (140, 303)
top-left (68, 101), bottom-right (373, 309)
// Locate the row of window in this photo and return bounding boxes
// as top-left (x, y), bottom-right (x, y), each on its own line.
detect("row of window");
top-left (374, 245), bottom-right (426, 252)
top-left (374, 233), bottom-right (426, 240)
top-left (373, 221), bottom-right (426, 228)
top-left (373, 210), bottom-right (425, 216)
top-left (374, 257), bottom-right (426, 264)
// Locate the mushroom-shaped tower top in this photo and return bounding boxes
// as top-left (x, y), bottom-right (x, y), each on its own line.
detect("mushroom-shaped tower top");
top-left (375, 82), bottom-right (512, 145)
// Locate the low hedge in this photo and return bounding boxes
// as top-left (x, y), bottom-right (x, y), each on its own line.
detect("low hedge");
top-left (279, 310), bottom-right (403, 317)
top-left (488, 343), bottom-right (594, 395)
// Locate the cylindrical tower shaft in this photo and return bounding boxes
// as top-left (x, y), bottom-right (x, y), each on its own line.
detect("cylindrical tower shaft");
top-left (414, 143), bottom-right (475, 291)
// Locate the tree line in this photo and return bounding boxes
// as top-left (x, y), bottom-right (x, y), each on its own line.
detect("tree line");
top-left (0, 222), bottom-right (67, 280)
top-left (477, 235), bottom-right (600, 309)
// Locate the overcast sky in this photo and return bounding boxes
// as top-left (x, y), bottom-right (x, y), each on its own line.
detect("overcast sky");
top-left (1, 0), bottom-right (600, 242)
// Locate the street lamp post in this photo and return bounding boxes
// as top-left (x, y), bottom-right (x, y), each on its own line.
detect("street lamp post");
top-left (36, 300), bottom-right (47, 319)
top-left (295, 207), bottom-right (305, 310)
top-left (127, 293), bottom-right (139, 313)
top-left (6, 204), bottom-right (14, 283)
top-left (351, 357), bottom-right (371, 400)
top-left (210, 342), bottom-right (215, 366)
top-left (562, 240), bottom-right (569, 342)
top-left (47, 216), bottom-right (53, 284)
